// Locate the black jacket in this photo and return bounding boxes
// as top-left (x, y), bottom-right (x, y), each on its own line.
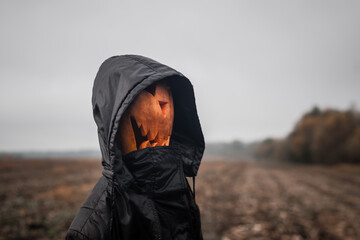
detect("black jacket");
top-left (66, 55), bottom-right (205, 240)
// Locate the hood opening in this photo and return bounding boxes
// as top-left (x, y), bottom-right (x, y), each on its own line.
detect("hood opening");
top-left (116, 78), bottom-right (174, 155)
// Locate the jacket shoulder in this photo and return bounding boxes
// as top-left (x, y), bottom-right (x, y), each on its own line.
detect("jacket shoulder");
top-left (66, 229), bottom-right (90, 240)
top-left (66, 176), bottom-right (112, 240)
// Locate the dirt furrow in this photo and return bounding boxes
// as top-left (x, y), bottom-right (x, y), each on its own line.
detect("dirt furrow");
top-left (271, 168), bottom-right (359, 240)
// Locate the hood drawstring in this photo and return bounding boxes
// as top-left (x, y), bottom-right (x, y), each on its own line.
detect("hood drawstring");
top-left (192, 176), bottom-right (196, 200)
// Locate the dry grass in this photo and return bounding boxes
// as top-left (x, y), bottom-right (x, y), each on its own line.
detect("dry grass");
top-left (0, 157), bottom-right (359, 240)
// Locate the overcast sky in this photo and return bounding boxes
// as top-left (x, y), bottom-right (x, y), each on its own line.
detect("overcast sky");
top-left (1, 1), bottom-right (359, 151)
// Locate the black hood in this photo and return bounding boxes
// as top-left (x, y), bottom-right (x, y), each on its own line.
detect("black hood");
top-left (92, 54), bottom-right (205, 188)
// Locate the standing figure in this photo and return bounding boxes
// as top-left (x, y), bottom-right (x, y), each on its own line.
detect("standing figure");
top-left (66, 55), bottom-right (205, 240)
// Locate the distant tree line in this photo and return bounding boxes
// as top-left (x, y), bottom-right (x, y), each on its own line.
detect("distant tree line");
top-left (254, 106), bottom-right (360, 164)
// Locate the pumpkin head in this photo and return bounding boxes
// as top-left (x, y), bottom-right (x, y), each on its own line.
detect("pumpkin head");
top-left (117, 79), bottom-right (174, 155)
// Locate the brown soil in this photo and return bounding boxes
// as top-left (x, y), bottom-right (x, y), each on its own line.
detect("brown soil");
top-left (0, 157), bottom-right (359, 240)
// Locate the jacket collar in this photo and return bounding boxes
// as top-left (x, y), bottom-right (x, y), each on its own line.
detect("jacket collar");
top-left (121, 146), bottom-right (187, 194)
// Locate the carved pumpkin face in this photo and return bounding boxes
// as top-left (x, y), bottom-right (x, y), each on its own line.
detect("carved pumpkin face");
top-left (117, 79), bottom-right (174, 155)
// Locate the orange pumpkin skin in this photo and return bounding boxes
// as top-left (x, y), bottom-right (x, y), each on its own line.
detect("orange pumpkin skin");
top-left (117, 79), bottom-right (174, 155)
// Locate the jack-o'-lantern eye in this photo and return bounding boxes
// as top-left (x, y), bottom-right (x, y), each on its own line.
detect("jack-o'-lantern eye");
top-left (117, 79), bottom-right (174, 155)
top-left (159, 101), bottom-right (167, 116)
top-left (145, 84), bottom-right (156, 96)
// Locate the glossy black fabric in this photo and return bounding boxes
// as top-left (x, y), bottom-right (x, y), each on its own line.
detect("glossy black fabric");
top-left (66, 55), bottom-right (205, 240)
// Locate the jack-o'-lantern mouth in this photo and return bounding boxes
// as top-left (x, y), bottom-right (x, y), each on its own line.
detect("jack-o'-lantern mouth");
top-left (130, 114), bottom-right (171, 150)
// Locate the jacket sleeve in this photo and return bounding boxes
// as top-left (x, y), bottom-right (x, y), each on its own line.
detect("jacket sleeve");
top-left (65, 176), bottom-right (112, 240)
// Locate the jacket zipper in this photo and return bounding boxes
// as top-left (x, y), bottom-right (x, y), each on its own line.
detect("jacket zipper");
top-left (149, 198), bottom-right (161, 240)
top-left (151, 151), bottom-right (161, 240)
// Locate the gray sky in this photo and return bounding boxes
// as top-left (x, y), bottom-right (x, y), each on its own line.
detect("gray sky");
top-left (1, 0), bottom-right (359, 151)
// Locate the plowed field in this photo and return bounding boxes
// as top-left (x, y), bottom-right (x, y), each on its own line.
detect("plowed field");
top-left (0, 158), bottom-right (359, 240)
